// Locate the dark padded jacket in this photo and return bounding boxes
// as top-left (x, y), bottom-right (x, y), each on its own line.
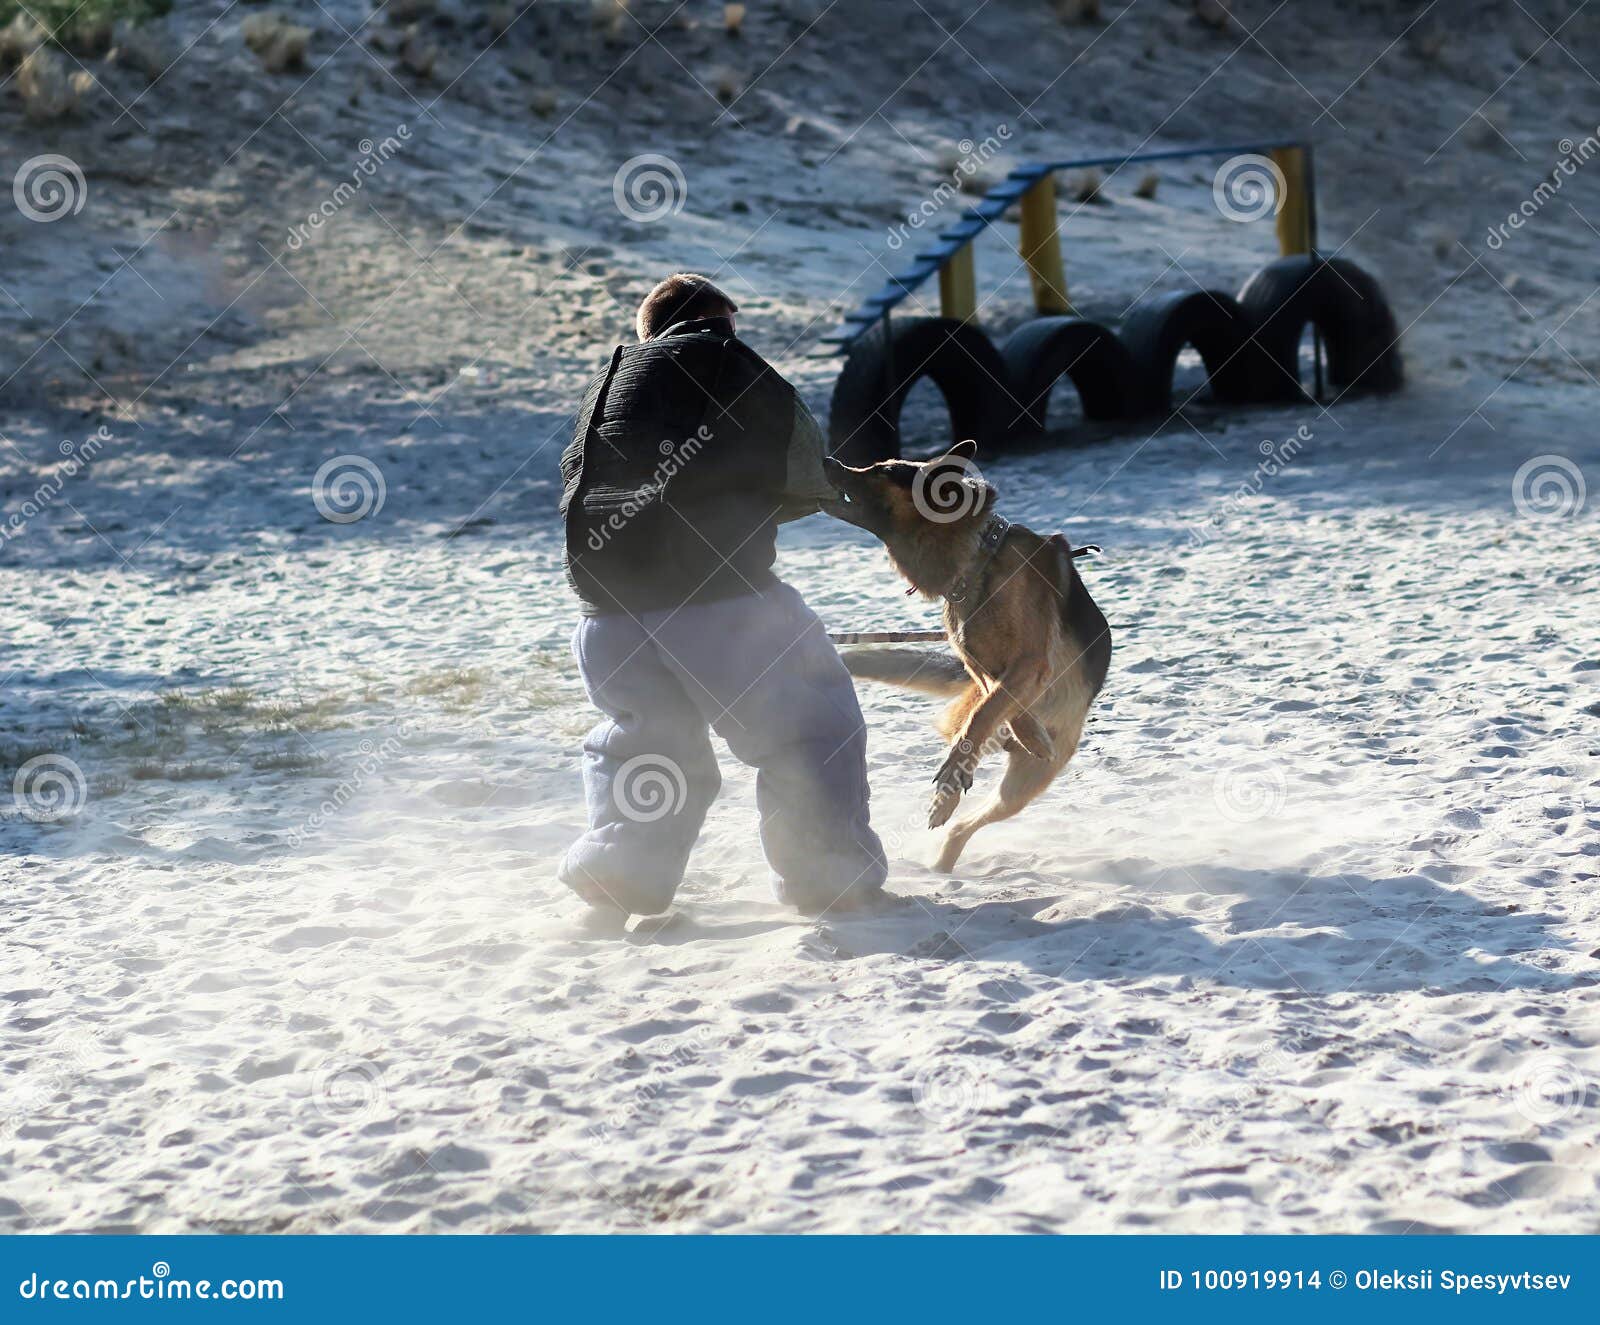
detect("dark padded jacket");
top-left (560, 316), bottom-right (834, 617)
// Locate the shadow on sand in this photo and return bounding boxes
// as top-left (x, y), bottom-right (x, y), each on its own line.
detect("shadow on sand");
top-left (796, 863), bottom-right (1591, 997)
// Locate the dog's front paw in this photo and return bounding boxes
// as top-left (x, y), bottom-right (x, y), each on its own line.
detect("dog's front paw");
top-left (928, 749), bottom-right (974, 827)
top-left (933, 746), bottom-right (976, 793)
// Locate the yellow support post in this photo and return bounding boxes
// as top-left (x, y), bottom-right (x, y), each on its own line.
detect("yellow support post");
top-left (1270, 146), bottom-right (1311, 256)
top-left (938, 242), bottom-right (977, 322)
top-left (1018, 173), bottom-right (1071, 315)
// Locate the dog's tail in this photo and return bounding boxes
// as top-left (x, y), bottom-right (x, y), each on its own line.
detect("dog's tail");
top-left (840, 647), bottom-right (969, 697)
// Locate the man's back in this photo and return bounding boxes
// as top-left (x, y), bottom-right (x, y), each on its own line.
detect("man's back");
top-left (560, 316), bottom-right (815, 617)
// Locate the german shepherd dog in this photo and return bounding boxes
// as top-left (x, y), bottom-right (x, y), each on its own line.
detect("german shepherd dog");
top-left (824, 441), bottom-right (1111, 871)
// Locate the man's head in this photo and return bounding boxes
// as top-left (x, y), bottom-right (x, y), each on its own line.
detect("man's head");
top-left (636, 273), bottom-right (738, 341)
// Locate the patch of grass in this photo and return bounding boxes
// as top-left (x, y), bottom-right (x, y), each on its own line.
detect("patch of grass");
top-left (258, 695), bottom-right (349, 734)
top-left (150, 687), bottom-right (356, 737)
top-left (512, 650), bottom-right (586, 723)
top-left (90, 686), bottom-right (357, 784)
top-left (0, 0), bottom-right (171, 51)
top-left (402, 667), bottom-right (491, 714)
top-left (402, 667), bottom-right (491, 698)
top-left (129, 760), bottom-right (231, 782)
top-left (0, 740), bottom-right (67, 769)
top-left (107, 726), bottom-right (189, 762)
top-left (251, 751), bottom-right (324, 773)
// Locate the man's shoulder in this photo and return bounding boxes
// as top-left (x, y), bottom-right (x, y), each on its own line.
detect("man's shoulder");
top-left (723, 334), bottom-right (785, 379)
top-left (718, 334), bottom-right (785, 384)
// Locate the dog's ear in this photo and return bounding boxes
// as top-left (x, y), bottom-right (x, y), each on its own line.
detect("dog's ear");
top-left (945, 439), bottom-right (978, 462)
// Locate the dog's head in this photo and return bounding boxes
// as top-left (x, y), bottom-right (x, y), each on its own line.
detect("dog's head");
top-left (823, 440), bottom-right (996, 541)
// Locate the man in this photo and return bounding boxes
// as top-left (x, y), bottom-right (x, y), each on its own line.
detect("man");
top-left (559, 273), bottom-right (887, 921)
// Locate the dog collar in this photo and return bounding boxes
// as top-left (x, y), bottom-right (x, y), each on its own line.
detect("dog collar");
top-left (944, 513), bottom-right (1010, 604)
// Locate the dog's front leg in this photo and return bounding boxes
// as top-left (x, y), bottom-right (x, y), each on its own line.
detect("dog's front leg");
top-left (929, 665), bottom-right (1045, 827)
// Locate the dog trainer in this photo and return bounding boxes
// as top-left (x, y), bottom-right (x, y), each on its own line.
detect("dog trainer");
top-left (559, 273), bottom-right (887, 917)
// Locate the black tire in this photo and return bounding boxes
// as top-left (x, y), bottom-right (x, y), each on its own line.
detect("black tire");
top-left (1118, 290), bottom-right (1264, 414)
top-left (1000, 316), bottom-right (1136, 434)
top-left (827, 316), bottom-right (1013, 465)
top-left (1237, 255), bottom-right (1403, 401)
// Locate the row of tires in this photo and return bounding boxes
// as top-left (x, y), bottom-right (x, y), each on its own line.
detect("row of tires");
top-left (827, 253), bottom-right (1403, 464)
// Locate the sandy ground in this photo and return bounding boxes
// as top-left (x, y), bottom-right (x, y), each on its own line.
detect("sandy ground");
top-left (2, 0), bottom-right (1599, 1233)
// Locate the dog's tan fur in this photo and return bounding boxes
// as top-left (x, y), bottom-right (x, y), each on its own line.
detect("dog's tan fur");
top-left (826, 442), bottom-right (1111, 871)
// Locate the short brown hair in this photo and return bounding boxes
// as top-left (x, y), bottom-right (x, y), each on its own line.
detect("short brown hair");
top-left (636, 273), bottom-right (738, 341)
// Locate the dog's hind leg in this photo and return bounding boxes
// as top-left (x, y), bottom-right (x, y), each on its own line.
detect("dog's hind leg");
top-left (933, 747), bottom-right (1064, 872)
top-left (929, 661), bottom-right (1049, 825)
top-left (935, 686), bottom-right (1093, 870)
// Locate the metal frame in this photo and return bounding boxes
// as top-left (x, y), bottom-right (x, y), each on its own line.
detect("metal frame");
top-left (820, 137), bottom-right (1324, 400)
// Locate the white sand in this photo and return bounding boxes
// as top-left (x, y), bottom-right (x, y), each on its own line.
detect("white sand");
top-left (1, 0), bottom-right (1598, 1233)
